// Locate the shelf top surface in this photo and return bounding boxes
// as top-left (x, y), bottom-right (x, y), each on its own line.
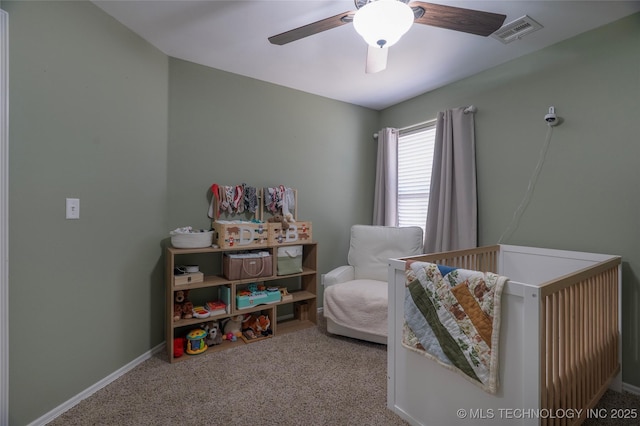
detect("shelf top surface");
top-left (168, 241), bottom-right (316, 255)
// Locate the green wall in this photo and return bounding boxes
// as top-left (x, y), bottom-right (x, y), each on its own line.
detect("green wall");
top-left (167, 58), bottom-right (379, 287)
top-left (5, 1), bottom-right (169, 424)
top-left (382, 13), bottom-right (640, 388)
top-left (4, 0), bottom-right (640, 423)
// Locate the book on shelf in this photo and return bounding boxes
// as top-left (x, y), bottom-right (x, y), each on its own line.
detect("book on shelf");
top-left (205, 299), bottom-right (227, 315)
top-left (219, 286), bottom-right (231, 313)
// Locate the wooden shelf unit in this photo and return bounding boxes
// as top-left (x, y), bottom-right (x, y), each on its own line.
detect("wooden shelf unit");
top-left (165, 241), bottom-right (317, 363)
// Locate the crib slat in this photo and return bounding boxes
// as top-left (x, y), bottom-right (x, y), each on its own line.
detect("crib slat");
top-left (553, 293), bottom-right (561, 422)
top-left (597, 275), bottom-right (604, 387)
top-left (568, 285), bottom-right (575, 423)
top-left (562, 290), bottom-right (570, 426)
top-left (586, 278), bottom-right (595, 410)
top-left (576, 282), bottom-right (586, 415)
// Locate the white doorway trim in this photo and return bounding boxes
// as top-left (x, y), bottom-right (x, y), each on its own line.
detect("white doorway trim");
top-left (0, 8), bottom-right (9, 426)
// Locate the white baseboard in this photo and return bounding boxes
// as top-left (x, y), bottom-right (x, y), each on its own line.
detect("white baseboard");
top-left (622, 382), bottom-right (640, 396)
top-left (27, 342), bottom-right (165, 426)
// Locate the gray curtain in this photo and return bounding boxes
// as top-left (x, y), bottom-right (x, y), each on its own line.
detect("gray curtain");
top-left (372, 128), bottom-right (399, 226)
top-left (424, 107), bottom-right (477, 252)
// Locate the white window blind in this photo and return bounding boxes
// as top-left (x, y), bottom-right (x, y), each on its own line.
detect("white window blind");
top-left (397, 124), bottom-right (436, 232)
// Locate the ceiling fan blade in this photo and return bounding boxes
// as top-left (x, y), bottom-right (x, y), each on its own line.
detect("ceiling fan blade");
top-left (268, 10), bottom-right (355, 45)
top-left (366, 45), bottom-right (388, 74)
top-left (409, 1), bottom-right (506, 37)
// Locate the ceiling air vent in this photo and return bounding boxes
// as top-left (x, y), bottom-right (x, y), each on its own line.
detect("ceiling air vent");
top-left (491, 15), bottom-right (543, 44)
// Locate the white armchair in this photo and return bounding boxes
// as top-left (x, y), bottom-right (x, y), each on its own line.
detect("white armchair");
top-left (323, 225), bottom-right (424, 344)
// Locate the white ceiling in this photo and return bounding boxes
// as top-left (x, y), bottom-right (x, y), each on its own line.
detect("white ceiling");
top-left (92, 0), bottom-right (640, 110)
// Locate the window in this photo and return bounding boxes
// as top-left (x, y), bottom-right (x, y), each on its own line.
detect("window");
top-left (397, 122), bottom-right (436, 233)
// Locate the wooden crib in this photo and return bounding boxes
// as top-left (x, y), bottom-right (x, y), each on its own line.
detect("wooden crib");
top-left (387, 245), bottom-right (621, 426)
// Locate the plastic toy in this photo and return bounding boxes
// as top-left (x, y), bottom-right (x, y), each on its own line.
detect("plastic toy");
top-left (185, 328), bottom-right (208, 355)
top-left (192, 306), bottom-right (210, 319)
top-left (223, 332), bottom-right (237, 342)
top-left (173, 337), bottom-right (185, 358)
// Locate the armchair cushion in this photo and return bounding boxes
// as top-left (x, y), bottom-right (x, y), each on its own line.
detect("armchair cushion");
top-left (324, 279), bottom-right (388, 338)
top-left (323, 225), bottom-right (424, 344)
top-left (323, 265), bottom-right (354, 288)
top-left (349, 225), bottom-right (424, 282)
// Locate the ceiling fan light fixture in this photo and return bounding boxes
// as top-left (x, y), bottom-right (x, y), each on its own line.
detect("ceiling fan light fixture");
top-left (353, 0), bottom-right (414, 48)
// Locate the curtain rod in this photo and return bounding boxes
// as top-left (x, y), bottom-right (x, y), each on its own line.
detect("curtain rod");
top-left (373, 105), bottom-right (477, 138)
top-left (399, 118), bottom-right (436, 133)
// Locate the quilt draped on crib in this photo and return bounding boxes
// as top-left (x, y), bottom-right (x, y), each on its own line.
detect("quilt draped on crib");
top-left (402, 260), bottom-right (508, 394)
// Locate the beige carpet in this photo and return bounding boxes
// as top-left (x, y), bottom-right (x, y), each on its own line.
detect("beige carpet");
top-left (49, 315), bottom-right (408, 426)
top-left (49, 314), bottom-right (640, 425)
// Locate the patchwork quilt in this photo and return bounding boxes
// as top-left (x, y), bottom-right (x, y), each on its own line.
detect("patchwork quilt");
top-left (402, 260), bottom-right (507, 394)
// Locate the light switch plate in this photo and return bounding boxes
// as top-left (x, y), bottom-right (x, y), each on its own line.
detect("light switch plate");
top-left (66, 198), bottom-right (80, 219)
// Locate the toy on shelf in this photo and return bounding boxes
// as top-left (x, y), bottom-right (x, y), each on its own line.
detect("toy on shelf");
top-left (221, 314), bottom-right (244, 336)
top-left (222, 332), bottom-right (237, 342)
top-left (236, 283), bottom-right (281, 309)
top-left (173, 304), bottom-right (183, 322)
top-left (186, 328), bottom-right (208, 355)
top-left (174, 289), bottom-right (194, 321)
top-left (267, 213), bottom-right (293, 232)
top-left (241, 313), bottom-right (272, 341)
top-left (279, 287), bottom-right (293, 301)
top-left (173, 337), bottom-right (185, 358)
top-left (192, 306), bottom-right (210, 319)
top-left (203, 321), bottom-right (223, 346)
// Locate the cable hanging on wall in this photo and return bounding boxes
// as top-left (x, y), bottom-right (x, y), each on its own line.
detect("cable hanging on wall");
top-left (498, 107), bottom-right (561, 243)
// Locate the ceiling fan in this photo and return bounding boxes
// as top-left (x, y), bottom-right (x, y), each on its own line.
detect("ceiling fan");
top-left (268, 0), bottom-right (507, 73)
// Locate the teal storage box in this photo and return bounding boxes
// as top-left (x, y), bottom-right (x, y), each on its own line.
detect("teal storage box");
top-left (277, 245), bottom-right (303, 275)
top-left (236, 288), bottom-right (281, 309)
